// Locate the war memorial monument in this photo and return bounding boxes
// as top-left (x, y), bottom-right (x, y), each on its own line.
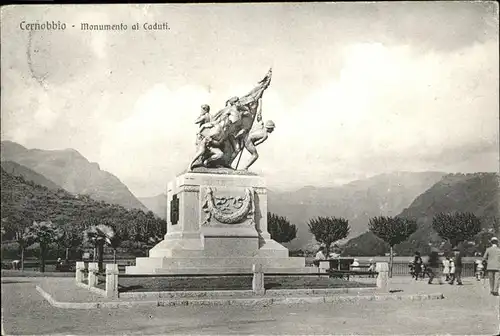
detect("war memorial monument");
top-left (126, 70), bottom-right (309, 274)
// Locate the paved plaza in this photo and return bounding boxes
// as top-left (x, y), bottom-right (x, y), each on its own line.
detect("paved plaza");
top-left (1, 276), bottom-right (498, 335)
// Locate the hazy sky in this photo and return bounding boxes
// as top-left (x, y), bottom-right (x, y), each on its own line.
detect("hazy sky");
top-left (1, 3), bottom-right (499, 197)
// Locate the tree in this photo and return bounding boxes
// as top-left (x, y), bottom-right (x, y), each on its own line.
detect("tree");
top-left (58, 224), bottom-right (83, 260)
top-left (369, 216), bottom-right (417, 277)
top-left (488, 216), bottom-right (500, 237)
top-left (432, 212), bottom-right (482, 248)
top-left (1, 168), bottom-right (168, 253)
top-left (24, 221), bottom-right (63, 273)
top-left (15, 230), bottom-right (29, 271)
top-left (308, 216), bottom-right (350, 256)
top-left (267, 212), bottom-right (297, 244)
top-left (108, 232), bottom-right (123, 264)
top-left (84, 224), bottom-right (115, 272)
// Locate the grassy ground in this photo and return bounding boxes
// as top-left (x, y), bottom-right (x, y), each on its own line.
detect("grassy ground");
top-left (111, 275), bottom-right (375, 292)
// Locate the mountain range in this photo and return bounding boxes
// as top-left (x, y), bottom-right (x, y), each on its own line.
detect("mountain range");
top-left (1, 160), bottom-right (61, 190)
top-left (0, 166), bottom-right (166, 242)
top-left (138, 194), bottom-right (167, 219)
top-left (268, 171), bottom-right (446, 249)
top-left (343, 172), bottom-right (499, 256)
top-left (2, 140), bottom-right (496, 255)
top-left (0, 141), bottom-right (147, 211)
top-left (394, 172), bottom-right (499, 254)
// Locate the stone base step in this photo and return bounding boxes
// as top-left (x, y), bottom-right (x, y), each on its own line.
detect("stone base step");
top-left (125, 266), bottom-right (319, 275)
top-left (126, 256), bottom-right (308, 275)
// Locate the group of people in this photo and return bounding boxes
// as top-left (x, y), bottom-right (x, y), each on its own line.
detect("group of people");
top-left (312, 246), bottom-right (375, 273)
top-left (409, 237), bottom-right (500, 295)
top-left (427, 248), bottom-right (464, 285)
top-left (311, 236), bottom-right (500, 295)
top-left (312, 246), bottom-right (343, 266)
top-left (440, 253), bottom-right (466, 283)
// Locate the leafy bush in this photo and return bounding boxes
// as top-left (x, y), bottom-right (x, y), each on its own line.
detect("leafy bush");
top-left (432, 212), bottom-right (482, 248)
top-left (308, 216), bottom-right (350, 256)
top-left (1, 241), bottom-right (20, 260)
top-left (268, 212), bottom-right (297, 243)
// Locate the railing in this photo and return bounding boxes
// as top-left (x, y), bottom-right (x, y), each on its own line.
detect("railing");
top-left (316, 260), bottom-right (478, 277)
top-left (388, 262), bottom-right (476, 277)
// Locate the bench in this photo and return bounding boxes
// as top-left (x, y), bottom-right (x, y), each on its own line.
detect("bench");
top-left (318, 259), bottom-right (353, 272)
top-left (327, 270), bottom-right (378, 281)
top-left (318, 260), bottom-right (375, 277)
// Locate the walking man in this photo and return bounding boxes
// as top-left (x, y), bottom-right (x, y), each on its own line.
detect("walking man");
top-left (427, 248), bottom-right (443, 285)
top-left (483, 237), bottom-right (500, 296)
top-left (449, 248), bottom-right (463, 285)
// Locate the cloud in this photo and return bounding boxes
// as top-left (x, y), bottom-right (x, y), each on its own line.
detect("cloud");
top-left (99, 39), bottom-right (498, 196)
top-left (98, 83), bottom-right (211, 193)
top-left (255, 40), bottom-right (498, 189)
top-left (1, 3), bottom-right (498, 196)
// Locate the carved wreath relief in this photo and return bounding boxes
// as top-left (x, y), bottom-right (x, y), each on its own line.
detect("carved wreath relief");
top-left (202, 187), bottom-right (255, 225)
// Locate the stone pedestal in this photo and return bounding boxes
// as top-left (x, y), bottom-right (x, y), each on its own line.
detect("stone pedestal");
top-left (252, 264), bottom-right (265, 295)
top-left (88, 262), bottom-right (99, 287)
top-left (376, 262), bottom-right (389, 292)
top-left (75, 261), bottom-right (85, 283)
top-left (105, 264), bottom-right (119, 298)
top-left (126, 171), bottom-right (311, 274)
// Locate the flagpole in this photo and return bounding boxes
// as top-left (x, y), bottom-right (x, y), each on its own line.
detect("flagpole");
top-left (235, 144), bottom-right (244, 169)
top-left (235, 98), bottom-right (262, 170)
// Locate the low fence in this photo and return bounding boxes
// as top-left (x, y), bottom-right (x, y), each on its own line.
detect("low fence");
top-left (2, 258), bottom-right (136, 272)
top-left (312, 259), bottom-right (478, 277)
top-left (74, 262), bottom-right (390, 298)
top-left (387, 262), bottom-right (476, 277)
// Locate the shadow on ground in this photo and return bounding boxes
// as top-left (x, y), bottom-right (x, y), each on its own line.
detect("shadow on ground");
top-left (1, 280), bottom-right (32, 284)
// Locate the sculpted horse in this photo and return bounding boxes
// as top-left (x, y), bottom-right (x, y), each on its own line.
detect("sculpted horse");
top-left (189, 70), bottom-right (272, 170)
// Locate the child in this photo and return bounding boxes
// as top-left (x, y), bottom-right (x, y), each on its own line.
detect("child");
top-left (368, 259), bottom-right (376, 278)
top-left (413, 252), bottom-right (423, 280)
top-left (448, 257), bottom-right (456, 284)
top-left (351, 258), bottom-right (360, 271)
top-left (442, 256), bottom-right (451, 282)
top-left (475, 259), bottom-right (484, 281)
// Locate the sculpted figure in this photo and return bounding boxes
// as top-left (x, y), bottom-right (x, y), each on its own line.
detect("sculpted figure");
top-left (242, 119), bottom-right (275, 170)
top-left (224, 97), bottom-right (253, 152)
top-left (195, 104), bottom-right (212, 126)
top-left (188, 69), bottom-right (274, 171)
top-left (195, 105), bottom-right (214, 139)
top-left (189, 115), bottom-right (231, 170)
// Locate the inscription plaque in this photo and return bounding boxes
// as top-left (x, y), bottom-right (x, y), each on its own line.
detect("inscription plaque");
top-left (170, 194), bottom-right (179, 225)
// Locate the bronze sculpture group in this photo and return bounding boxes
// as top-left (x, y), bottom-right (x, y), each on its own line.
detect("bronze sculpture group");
top-left (189, 69), bottom-right (276, 171)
